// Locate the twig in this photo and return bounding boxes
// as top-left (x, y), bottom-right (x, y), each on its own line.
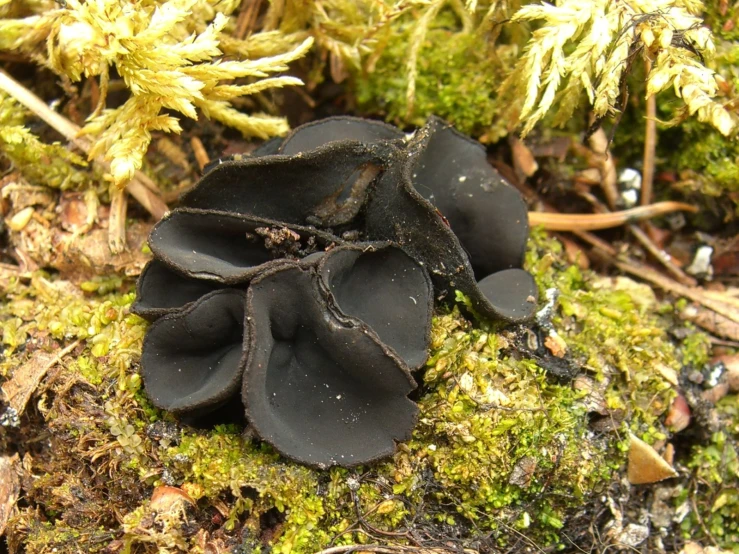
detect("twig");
top-left (316, 546), bottom-right (473, 554)
top-left (190, 136), bottom-right (210, 171)
top-left (628, 223), bottom-right (697, 286)
top-left (234, 0), bottom-right (263, 40)
top-left (642, 60), bottom-right (656, 208)
top-left (0, 69), bottom-right (168, 222)
top-left (528, 201), bottom-right (697, 231)
top-left (597, 253), bottom-right (739, 325)
top-left (108, 186), bottom-right (128, 254)
top-left (587, 127), bottom-right (619, 210)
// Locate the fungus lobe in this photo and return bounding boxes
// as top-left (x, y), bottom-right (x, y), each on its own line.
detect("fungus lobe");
top-left (136, 115), bottom-right (536, 467)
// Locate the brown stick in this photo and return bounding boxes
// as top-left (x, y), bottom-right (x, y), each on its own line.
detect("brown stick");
top-left (642, 61), bottom-right (657, 207)
top-left (528, 201), bottom-right (698, 231)
top-left (0, 69), bottom-right (168, 221)
top-left (608, 256), bottom-right (739, 325)
top-left (587, 127), bottom-right (619, 209)
top-left (108, 186), bottom-right (128, 254)
top-left (190, 136), bottom-right (210, 171)
top-left (628, 223), bottom-right (697, 287)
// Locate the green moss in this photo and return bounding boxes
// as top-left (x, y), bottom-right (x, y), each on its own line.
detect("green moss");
top-left (0, 92), bottom-right (91, 190)
top-left (3, 232), bottom-right (721, 552)
top-left (353, 9), bottom-right (514, 141)
top-left (678, 397), bottom-right (739, 553)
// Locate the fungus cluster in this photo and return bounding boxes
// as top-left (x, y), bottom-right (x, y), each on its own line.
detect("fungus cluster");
top-left (134, 116), bottom-right (537, 468)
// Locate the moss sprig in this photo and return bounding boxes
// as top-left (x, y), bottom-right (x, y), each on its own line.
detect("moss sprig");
top-left (503, 0), bottom-right (736, 137)
top-left (0, 0), bottom-right (313, 187)
top-left (0, 92), bottom-right (89, 189)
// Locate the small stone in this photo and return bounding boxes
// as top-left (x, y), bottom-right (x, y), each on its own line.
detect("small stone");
top-left (544, 330), bottom-right (567, 358)
top-left (613, 523), bottom-right (649, 547)
top-left (627, 433), bottom-right (678, 485)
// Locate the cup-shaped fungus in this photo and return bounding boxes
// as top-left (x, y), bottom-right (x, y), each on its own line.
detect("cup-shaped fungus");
top-left (135, 116), bottom-right (536, 467)
top-left (141, 289), bottom-right (247, 416)
top-left (317, 244), bottom-right (433, 370)
top-left (243, 263), bottom-right (419, 468)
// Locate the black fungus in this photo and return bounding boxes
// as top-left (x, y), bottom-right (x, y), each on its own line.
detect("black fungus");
top-left (317, 244), bottom-right (433, 370)
top-left (243, 264), bottom-right (418, 469)
top-left (136, 116), bottom-right (537, 467)
top-left (149, 208), bottom-right (341, 284)
top-left (141, 289), bottom-right (247, 415)
top-left (132, 260), bottom-right (222, 321)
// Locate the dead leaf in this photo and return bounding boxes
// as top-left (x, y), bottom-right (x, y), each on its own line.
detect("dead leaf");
top-left (509, 136), bottom-right (539, 181)
top-left (702, 383), bottom-right (729, 404)
top-left (150, 486), bottom-right (196, 513)
top-left (627, 433), bottom-right (678, 485)
top-left (665, 394), bottom-right (691, 432)
top-left (715, 354), bottom-right (739, 392)
top-left (508, 456), bottom-right (537, 488)
top-left (50, 222), bottom-right (151, 280)
top-left (1, 341), bottom-right (79, 415)
top-left (0, 454), bottom-right (20, 536)
top-left (680, 541), bottom-right (734, 554)
top-left (655, 363), bottom-right (679, 387)
top-left (680, 304), bottom-right (739, 341)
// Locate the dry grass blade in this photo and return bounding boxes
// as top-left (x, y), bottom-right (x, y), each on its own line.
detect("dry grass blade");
top-left (528, 201), bottom-right (698, 231)
top-left (610, 256), bottom-right (739, 325)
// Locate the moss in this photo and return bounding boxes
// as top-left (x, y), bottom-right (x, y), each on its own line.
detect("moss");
top-left (678, 396), bottom-right (739, 553)
top-left (0, 92), bottom-right (91, 190)
top-left (2, 231), bottom-right (726, 552)
top-left (353, 8), bottom-right (514, 141)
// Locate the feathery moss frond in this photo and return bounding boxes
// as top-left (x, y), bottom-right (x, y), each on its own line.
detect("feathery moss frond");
top-left (503, 0), bottom-right (736, 137)
top-left (0, 92), bottom-right (88, 189)
top-left (0, 0), bottom-right (313, 187)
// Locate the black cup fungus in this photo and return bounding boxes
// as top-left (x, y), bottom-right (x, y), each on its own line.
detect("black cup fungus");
top-left (135, 116), bottom-right (537, 467)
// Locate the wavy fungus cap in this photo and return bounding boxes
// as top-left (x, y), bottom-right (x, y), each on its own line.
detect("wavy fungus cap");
top-left (134, 116), bottom-right (536, 467)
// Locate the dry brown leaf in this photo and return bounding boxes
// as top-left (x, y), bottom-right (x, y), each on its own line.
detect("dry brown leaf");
top-left (701, 383), bottom-right (730, 404)
top-left (1, 341), bottom-right (78, 415)
top-left (150, 486), bottom-right (196, 513)
top-left (0, 454), bottom-right (20, 536)
top-left (680, 541), bottom-right (734, 554)
top-left (680, 304), bottom-right (739, 341)
top-left (655, 363), bottom-right (679, 387)
top-left (627, 433), bottom-right (678, 485)
top-left (50, 222), bottom-right (151, 280)
top-left (665, 394), bottom-right (691, 433)
top-left (509, 136), bottom-right (539, 181)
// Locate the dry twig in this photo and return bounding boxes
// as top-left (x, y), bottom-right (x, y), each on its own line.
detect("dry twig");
top-left (642, 61), bottom-right (657, 208)
top-left (628, 223), bottom-right (697, 287)
top-left (528, 201), bottom-right (697, 231)
top-left (587, 128), bottom-right (619, 210)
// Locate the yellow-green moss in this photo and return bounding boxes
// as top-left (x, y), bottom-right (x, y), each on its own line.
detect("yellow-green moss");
top-left (678, 397), bottom-right (739, 553)
top-left (353, 9), bottom-right (514, 141)
top-left (1, 232), bottom-right (723, 553)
